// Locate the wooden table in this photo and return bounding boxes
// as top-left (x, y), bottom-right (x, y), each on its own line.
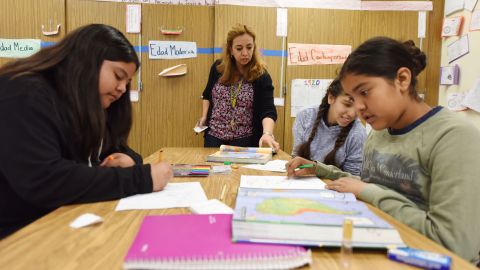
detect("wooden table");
top-left (0, 147), bottom-right (476, 270)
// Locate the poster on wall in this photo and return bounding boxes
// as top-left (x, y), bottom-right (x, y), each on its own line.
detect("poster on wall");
top-left (447, 35), bottom-right (469, 63)
top-left (0, 39), bottom-right (41, 58)
top-left (462, 78), bottom-right (480, 113)
top-left (290, 79), bottom-right (332, 117)
top-left (287, 43), bottom-right (351, 66)
top-left (148, 41), bottom-right (197, 59)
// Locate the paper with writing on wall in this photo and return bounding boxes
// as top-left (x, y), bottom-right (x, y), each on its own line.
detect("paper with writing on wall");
top-left (440, 65), bottom-right (460, 85)
top-left (464, 0), bottom-right (478, 11)
top-left (276, 8), bottom-right (288, 37)
top-left (0, 39), bottom-right (41, 58)
top-left (115, 182), bottom-right (208, 211)
top-left (462, 78), bottom-right (480, 113)
top-left (442, 17), bottom-right (463, 37)
top-left (97, 0), bottom-right (217, 5)
top-left (418, 11), bottom-right (426, 38)
top-left (471, 10), bottom-right (480, 31)
top-left (126, 4), bottom-right (141, 33)
top-left (217, 0), bottom-right (361, 9)
top-left (360, 1), bottom-right (432, 11)
top-left (291, 79), bottom-right (332, 117)
top-left (444, 0), bottom-right (464, 16)
top-left (240, 175), bottom-right (326, 190)
top-left (287, 43), bottom-right (351, 66)
top-left (148, 41), bottom-right (197, 59)
top-left (446, 92), bottom-right (467, 111)
top-left (447, 35), bottom-right (469, 63)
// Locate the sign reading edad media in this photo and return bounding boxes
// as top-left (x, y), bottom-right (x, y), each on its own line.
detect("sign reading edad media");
top-left (148, 41), bottom-right (197, 59)
top-left (0, 39), bottom-right (41, 58)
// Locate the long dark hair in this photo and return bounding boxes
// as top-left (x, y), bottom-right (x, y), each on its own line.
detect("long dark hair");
top-left (217, 24), bottom-right (265, 84)
top-left (338, 36), bottom-right (426, 101)
top-left (295, 79), bottom-right (354, 166)
top-left (0, 24), bottom-right (139, 159)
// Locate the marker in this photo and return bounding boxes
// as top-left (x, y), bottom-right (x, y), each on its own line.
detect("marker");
top-left (107, 155), bottom-right (114, 161)
top-left (294, 163), bottom-right (315, 171)
top-left (220, 184), bottom-right (227, 201)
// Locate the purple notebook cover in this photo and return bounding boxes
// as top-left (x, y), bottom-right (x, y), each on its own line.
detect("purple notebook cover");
top-left (124, 214), bottom-right (305, 261)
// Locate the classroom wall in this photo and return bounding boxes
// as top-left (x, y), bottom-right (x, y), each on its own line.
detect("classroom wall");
top-left (0, 0), bottom-right (445, 157)
top-left (438, 3), bottom-right (480, 130)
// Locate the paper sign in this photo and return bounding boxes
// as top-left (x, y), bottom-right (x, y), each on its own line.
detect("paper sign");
top-left (418, 11), bottom-right (426, 38)
top-left (360, 1), bottom-right (432, 11)
top-left (444, 0), bottom-right (464, 16)
top-left (274, 97), bottom-right (285, 106)
top-left (462, 78), bottom-right (480, 113)
top-left (130, 90), bottom-right (139, 102)
top-left (442, 16), bottom-right (463, 37)
top-left (148, 41), bottom-right (197, 59)
top-left (276, 8), bottom-right (288, 37)
top-left (464, 0), bottom-right (478, 11)
top-left (0, 39), bottom-right (41, 58)
top-left (291, 79), bottom-right (332, 117)
top-left (447, 35), bottom-right (469, 63)
top-left (217, 0), bottom-right (361, 10)
top-left (447, 93), bottom-right (467, 111)
top-left (97, 0), bottom-right (216, 5)
top-left (288, 43), bottom-right (351, 66)
top-left (126, 4), bottom-right (141, 33)
top-left (470, 10), bottom-right (480, 31)
top-left (440, 65), bottom-right (460, 85)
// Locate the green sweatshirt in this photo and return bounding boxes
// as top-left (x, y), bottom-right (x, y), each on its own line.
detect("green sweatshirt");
top-left (315, 107), bottom-right (480, 263)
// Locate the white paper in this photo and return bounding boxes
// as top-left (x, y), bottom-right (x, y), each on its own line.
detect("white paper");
top-left (447, 35), bottom-right (469, 63)
top-left (418, 11), bottom-right (426, 38)
top-left (462, 78), bottom-right (480, 113)
top-left (274, 97), bottom-right (285, 106)
top-left (442, 17), bottom-right (463, 37)
top-left (126, 4), bottom-right (141, 33)
top-left (276, 8), bottom-right (288, 37)
top-left (130, 90), bottom-right (139, 102)
top-left (447, 92), bottom-right (467, 111)
top-left (148, 41), bottom-right (197, 59)
top-left (193, 125), bottom-right (208, 133)
top-left (240, 175), bottom-right (326, 189)
top-left (470, 10), bottom-right (480, 31)
top-left (69, 213), bottom-right (103, 229)
top-left (291, 79), bottom-right (332, 117)
top-left (0, 39), bottom-right (41, 58)
top-left (189, 199), bottom-right (234, 214)
top-left (440, 65), bottom-right (459, 85)
top-left (464, 0), bottom-right (478, 11)
top-left (217, 0), bottom-right (361, 10)
top-left (243, 160), bottom-right (288, 173)
top-left (97, 0), bottom-right (216, 5)
top-left (444, 0), bottom-right (464, 16)
top-left (115, 182), bottom-right (208, 211)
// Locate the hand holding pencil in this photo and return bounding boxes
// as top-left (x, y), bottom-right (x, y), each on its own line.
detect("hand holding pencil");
top-left (285, 156), bottom-right (316, 178)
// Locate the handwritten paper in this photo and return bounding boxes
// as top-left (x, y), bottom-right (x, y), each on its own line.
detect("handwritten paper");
top-left (442, 16), bottom-right (463, 37)
top-left (97, 0), bottom-right (217, 5)
top-left (291, 79), bottom-right (332, 117)
top-left (464, 0), bottom-right (478, 11)
top-left (115, 182), bottom-right (208, 211)
top-left (288, 43), bottom-right (351, 66)
top-left (418, 11), bottom-right (426, 38)
top-left (217, 0), bottom-right (361, 10)
top-left (240, 175), bottom-right (326, 189)
top-left (148, 41), bottom-right (197, 59)
top-left (447, 35), bottom-right (469, 63)
top-left (446, 92), bottom-right (467, 111)
top-left (360, 1), bottom-right (432, 11)
top-left (462, 78), bottom-right (480, 113)
top-left (126, 4), bottom-right (141, 33)
top-left (445, 0), bottom-right (464, 16)
top-left (276, 8), bottom-right (288, 37)
top-left (0, 39), bottom-right (41, 58)
top-left (471, 10), bottom-right (480, 31)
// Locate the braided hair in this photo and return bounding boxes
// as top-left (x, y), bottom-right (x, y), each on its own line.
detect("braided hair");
top-left (295, 79), bottom-right (355, 167)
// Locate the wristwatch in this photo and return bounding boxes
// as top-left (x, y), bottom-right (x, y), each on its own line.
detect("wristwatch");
top-left (262, 131), bottom-right (275, 140)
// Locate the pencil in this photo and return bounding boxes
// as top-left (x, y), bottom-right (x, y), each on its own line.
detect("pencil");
top-left (220, 184), bottom-right (227, 201)
top-left (294, 163), bottom-right (315, 171)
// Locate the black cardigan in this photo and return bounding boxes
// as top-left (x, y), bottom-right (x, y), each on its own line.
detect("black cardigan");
top-left (0, 74), bottom-right (152, 239)
top-left (202, 60), bottom-right (277, 143)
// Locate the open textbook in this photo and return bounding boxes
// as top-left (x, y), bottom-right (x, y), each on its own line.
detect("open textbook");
top-left (232, 176), bottom-right (406, 248)
top-left (206, 145), bottom-right (273, 164)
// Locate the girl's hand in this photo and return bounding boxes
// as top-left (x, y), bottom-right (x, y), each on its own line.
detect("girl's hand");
top-left (259, 134), bottom-right (280, 153)
top-left (100, 153), bottom-right (135, 168)
top-left (325, 177), bottom-right (367, 197)
top-left (150, 162), bottom-right (173, 191)
top-left (285, 157), bottom-right (316, 177)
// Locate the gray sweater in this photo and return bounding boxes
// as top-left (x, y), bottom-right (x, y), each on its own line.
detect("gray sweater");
top-left (292, 106), bottom-right (366, 175)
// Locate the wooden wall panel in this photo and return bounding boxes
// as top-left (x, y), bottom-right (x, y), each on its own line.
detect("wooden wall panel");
top-left (214, 5), bottom-right (285, 148)
top-left (0, 0), bottom-right (65, 66)
top-left (284, 9), bottom-right (362, 155)
top-left (66, 0), bottom-right (143, 155)
top-left (140, 5), bottom-right (214, 157)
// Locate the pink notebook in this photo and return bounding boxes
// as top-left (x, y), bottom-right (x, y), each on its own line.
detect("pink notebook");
top-left (124, 214), bottom-right (311, 270)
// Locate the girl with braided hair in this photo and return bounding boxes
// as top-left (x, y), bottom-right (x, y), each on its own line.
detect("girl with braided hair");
top-left (291, 79), bottom-right (366, 175)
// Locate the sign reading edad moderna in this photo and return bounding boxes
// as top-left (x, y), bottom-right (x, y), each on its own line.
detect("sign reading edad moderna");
top-left (149, 41), bottom-right (197, 59)
top-left (0, 39), bottom-right (41, 58)
top-left (287, 43), bottom-right (351, 66)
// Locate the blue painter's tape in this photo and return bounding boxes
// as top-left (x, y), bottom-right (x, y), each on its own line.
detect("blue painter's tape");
top-left (40, 41), bottom-right (56, 48)
top-left (261, 49), bottom-right (287, 57)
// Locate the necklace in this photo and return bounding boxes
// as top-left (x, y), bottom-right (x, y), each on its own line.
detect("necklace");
top-left (230, 79), bottom-right (243, 108)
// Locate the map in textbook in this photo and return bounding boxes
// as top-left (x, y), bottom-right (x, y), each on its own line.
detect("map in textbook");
top-left (235, 188), bottom-right (392, 229)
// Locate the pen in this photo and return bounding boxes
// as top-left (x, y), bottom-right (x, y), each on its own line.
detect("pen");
top-left (294, 163), bottom-right (315, 171)
top-left (220, 184), bottom-right (227, 201)
top-left (341, 219), bottom-right (353, 268)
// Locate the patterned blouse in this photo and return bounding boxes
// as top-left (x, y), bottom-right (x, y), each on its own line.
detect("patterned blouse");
top-left (208, 80), bottom-right (254, 140)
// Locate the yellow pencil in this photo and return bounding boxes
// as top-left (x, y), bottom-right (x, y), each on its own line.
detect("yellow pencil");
top-left (220, 184), bottom-right (227, 201)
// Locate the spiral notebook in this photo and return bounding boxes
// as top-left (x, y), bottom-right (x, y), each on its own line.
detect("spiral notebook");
top-left (124, 214), bottom-right (311, 270)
